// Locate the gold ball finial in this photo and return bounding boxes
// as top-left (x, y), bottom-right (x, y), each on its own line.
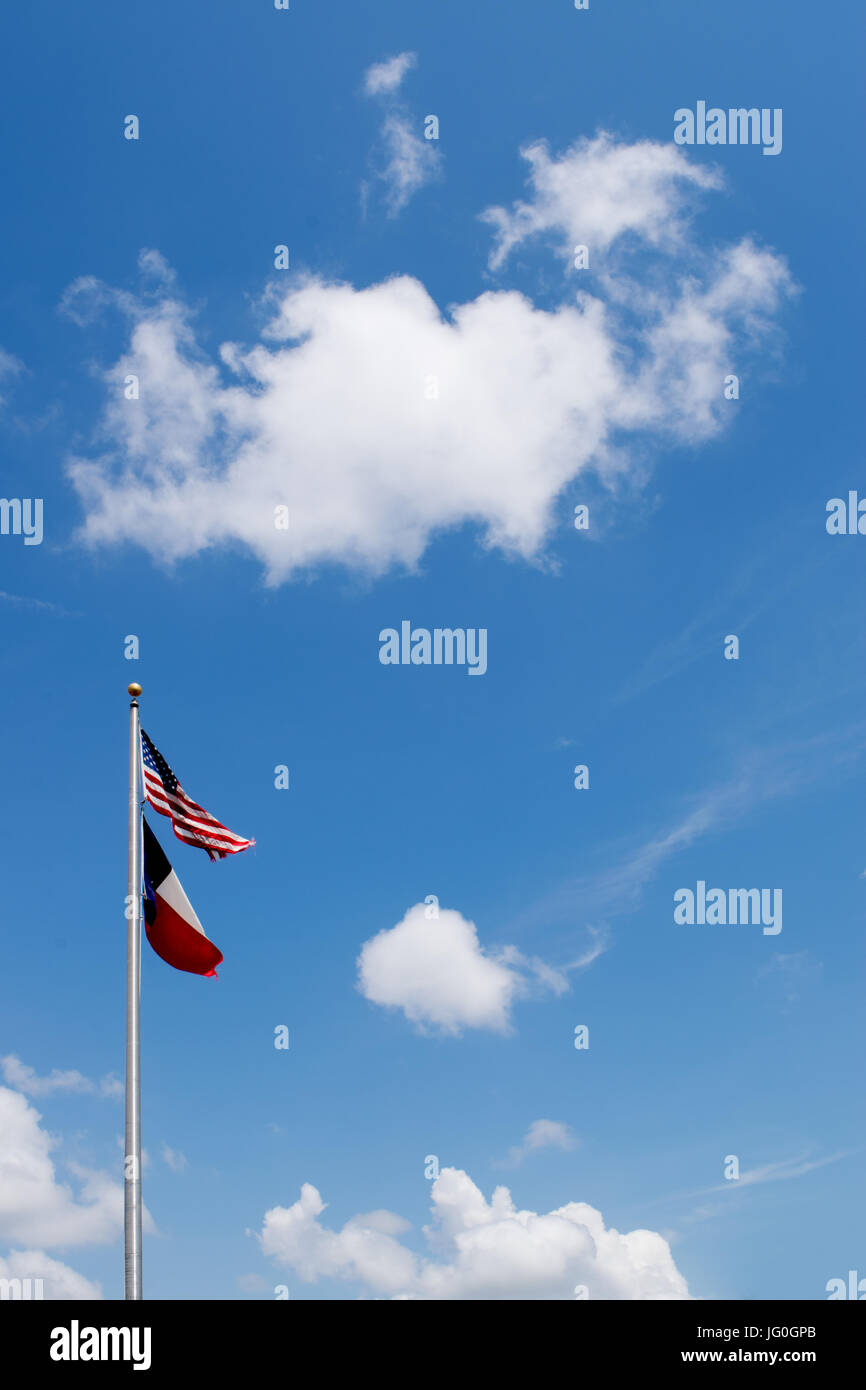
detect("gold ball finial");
top-left (128, 683), bottom-right (143, 698)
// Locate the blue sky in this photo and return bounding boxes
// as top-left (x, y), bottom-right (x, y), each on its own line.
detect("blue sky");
top-left (0, 0), bottom-right (863, 1300)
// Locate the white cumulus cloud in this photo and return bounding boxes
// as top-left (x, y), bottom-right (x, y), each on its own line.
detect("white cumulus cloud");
top-left (0, 1085), bottom-right (143, 1249)
top-left (257, 1166), bottom-right (690, 1299)
top-left (65, 137), bottom-right (792, 585)
top-left (483, 132), bottom-right (721, 268)
top-left (0, 1249), bottom-right (102, 1300)
top-left (356, 903), bottom-right (567, 1035)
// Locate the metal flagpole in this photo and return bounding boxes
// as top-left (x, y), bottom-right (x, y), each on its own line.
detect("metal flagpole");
top-left (125, 682), bottom-right (144, 1299)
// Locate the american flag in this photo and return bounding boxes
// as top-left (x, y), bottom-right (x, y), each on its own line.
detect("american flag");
top-left (140, 729), bottom-right (254, 861)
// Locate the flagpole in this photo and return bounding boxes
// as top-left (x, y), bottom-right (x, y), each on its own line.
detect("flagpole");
top-left (125, 682), bottom-right (143, 1299)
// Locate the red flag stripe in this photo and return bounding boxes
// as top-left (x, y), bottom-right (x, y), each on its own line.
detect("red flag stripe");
top-left (142, 779), bottom-right (249, 847)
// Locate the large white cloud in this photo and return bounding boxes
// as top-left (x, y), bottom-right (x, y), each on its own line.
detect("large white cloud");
top-left (356, 903), bottom-right (568, 1035)
top-left (257, 1166), bottom-right (690, 1300)
top-left (0, 1085), bottom-right (124, 1249)
top-left (65, 135), bottom-right (792, 584)
top-left (0, 1249), bottom-right (102, 1300)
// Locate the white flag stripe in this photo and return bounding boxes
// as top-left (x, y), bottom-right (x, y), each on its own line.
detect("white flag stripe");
top-left (142, 771), bottom-right (249, 847)
top-left (156, 869), bottom-right (207, 937)
top-left (144, 794), bottom-right (247, 847)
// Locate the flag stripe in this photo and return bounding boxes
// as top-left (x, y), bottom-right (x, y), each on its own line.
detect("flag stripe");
top-left (142, 780), bottom-right (247, 845)
top-left (142, 767), bottom-right (246, 835)
top-left (145, 891), bottom-right (223, 977)
top-left (142, 816), bottom-right (223, 977)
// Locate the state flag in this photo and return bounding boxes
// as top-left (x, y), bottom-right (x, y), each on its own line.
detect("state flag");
top-left (142, 816), bottom-right (223, 977)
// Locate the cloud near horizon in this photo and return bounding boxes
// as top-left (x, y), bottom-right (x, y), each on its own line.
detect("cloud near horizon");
top-left (0, 1077), bottom-right (157, 1297)
top-left (64, 134), bottom-right (793, 586)
top-left (256, 1165), bottom-right (690, 1299)
top-left (0, 1086), bottom-right (126, 1250)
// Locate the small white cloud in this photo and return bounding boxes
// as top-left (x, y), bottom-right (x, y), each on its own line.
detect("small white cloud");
top-left (357, 905), bottom-right (516, 1034)
top-left (0, 592), bottom-right (73, 615)
top-left (162, 1144), bottom-right (188, 1173)
top-left (1, 1054), bottom-right (121, 1101)
top-left (357, 906), bottom-right (596, 1035)
top-left (0, 346), bottom-right (22, 374)
top-left (1, 1056), bottom-right (93, 1096)
top-left (363, 51), bottom-right (417, 97)
top-left (375, 112), bottom-right (441, 217)
top-left (237, 1272), bottom-right (267, 1293)
top-left (483, 132), bottom-right (721, 270)
top-left (257, 1167), bottom-right (690, 1299)
top-left (500, 1119), bottom-right (579, 1167)
top-left (357, 903), bottom-right (558, 1035)
top-left (137, 247), bottom-right (176, 286)
top-left (0, 347), bottom-right (23, 405)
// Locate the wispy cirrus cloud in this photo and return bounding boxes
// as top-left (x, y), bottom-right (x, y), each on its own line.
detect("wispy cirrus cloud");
top-left (495, 1119), bottom-right (579, 1169)
top-left (701, 1151), bottom-right (852, 1194)
top-left (361, 51), bottom-right (440, 216)
top-left (1, 1054), bottom-right (121, 1100)
top-left (510, 723), bottom-right (866, 943)
top-left (0, 346), bottom-right (24, 406)
top-left (0, 592), bottom-right (78, 617)
top-left (162, 1144), bottom-right (188, 1173)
